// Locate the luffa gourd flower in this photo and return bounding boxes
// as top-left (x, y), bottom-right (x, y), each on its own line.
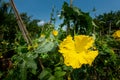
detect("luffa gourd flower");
top-left (59, 35), bottom-right (98, 69)
top-left (52, 30), bottom-right (58, 36)
top-left (112, 30), bottom-right (120, 38)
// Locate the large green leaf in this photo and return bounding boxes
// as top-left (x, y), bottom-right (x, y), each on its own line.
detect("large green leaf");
top-left (25, 53), bottom-right (38, 74)
top-left (35, 40), bottom-right (54, 54)
top-left (26, 59), bottom-right (37, 74)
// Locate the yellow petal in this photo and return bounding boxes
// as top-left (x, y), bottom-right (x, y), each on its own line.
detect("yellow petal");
top-left (74, 35), bottom-right (94, 53)
top-left (83, 50), bottom-right (98, 65)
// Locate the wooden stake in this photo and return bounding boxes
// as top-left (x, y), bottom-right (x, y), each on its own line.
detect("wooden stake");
top-left (10, 0), bottom-right (32, 45)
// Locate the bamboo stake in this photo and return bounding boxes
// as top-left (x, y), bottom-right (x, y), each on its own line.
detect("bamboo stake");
top-left (70, 0), bottom-right (73, 7)
top-left (10, 0), bottom-right (32, 45)
top-left (10, 0), bottom-right (44, 70)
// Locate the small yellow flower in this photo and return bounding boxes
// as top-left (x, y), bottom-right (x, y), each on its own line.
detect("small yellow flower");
top-left (59, 35), bottom-right (98, 69)
top-left (27, 45), bottom-right (33, 50)
top-left (52, 30), bottom-right (58, 36)
top-left (112, 30), bottom-right (120, 38)
top-left (40, 34), bottom-right (45, 37)
top-left (33, 43), bottom-right (38, 48)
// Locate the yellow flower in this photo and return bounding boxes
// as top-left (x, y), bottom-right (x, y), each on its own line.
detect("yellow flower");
top-left (52, 30), bottom-right (58, 36)
top-left (112, 30), bottom-right (120, 38)
top-left (59, 35), bottom-right (98, 69)
top-left (40, 34), bottom-right (45, 38)
top-left (33, 43), bottom-right (38, 48)
top-left (27, 45), bottom-right (33, 50)
top-left (27, 43), bottom-right (38, 50)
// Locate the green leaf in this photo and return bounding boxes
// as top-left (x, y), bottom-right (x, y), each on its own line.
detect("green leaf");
top-left (54, 70), bottom-right (66, 78)
top-left (20, 61), bottom-right (27, 80)
top-left (38, 69), bottom-right (51, 80)
top-left (0, 71), bottom-right (3, 78)
top-left (54, 67), bottom-right (62, 71)
top-left (24, 53), bottom-right (37, 74)
top-left (73, 7), bottom-right (82, 16)
top-left (48, 75), bottom-right (55, 80)
top-left (26, 60), bottom-right (37, 74)
top-left (116, 20), bottom-right (120, 26)
top-left (35, 40), bottom-right (54, 54)
top-left (26, 52), bottom-right (38, 60)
